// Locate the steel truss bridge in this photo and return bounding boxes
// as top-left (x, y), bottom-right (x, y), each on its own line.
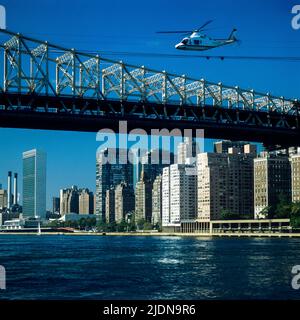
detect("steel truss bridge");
top-left (0, 29), bottom-right (299, 148)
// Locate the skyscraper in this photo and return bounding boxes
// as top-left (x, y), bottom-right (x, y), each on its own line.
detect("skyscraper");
top-left (96, 148), bottom-right (133, 221)
top-left (7, 171), bottom-right (12, 210)
top-left (197, 143), bottom-right (256, 221)
top-left (152, 175), bottom-right (162, 225)
top-left (0, 189), bottom-right (7, 210)
top-left (197, 153), bottom-right (228, 221)
top-left (162, 164), bottom-right (197, 227)
top-left (22, 149), bottom-right (46, 219)
top-left (291, 152), bottom-right (300, 202)
top-left (135, 171), bottom-right (152, 223)
top-left (105, 188), bottom-right (115, 223)
top-left (177, 137), bottom-right (200, 165)
top-left (13, 173), bottom-right (18, 205)
top-left (214, 140), bottom-right (250, 154)
top-left (162, 167), bottom-right (170, 227)
top-left (254, 153), bottom-right (291, 218)
top-left (115, 182), bottom-right (135, 223)
top-left (131, 148), bottom-right (143, 191)
top-left (161, 137), bottom-right (198, 228)
top-left (52, 197), bottom-right (60, 214)
top-left (79, 189), bottom-right (94, 215)
top-left (60, 186), bottom-right (79, 215)
top-left (141, 149), bottom-right (174, 183)
top-left (60, 186), bottom-right (94, 215)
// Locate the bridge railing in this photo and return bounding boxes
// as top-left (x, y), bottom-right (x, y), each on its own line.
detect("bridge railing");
top-left (0, 29), bottom-right (298, 116)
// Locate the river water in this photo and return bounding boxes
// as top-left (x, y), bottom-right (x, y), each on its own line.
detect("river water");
top-left (0, 235), bottom-right (299, 300)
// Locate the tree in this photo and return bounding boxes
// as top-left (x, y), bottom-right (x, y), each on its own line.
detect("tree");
top-left (290, 202), bottom-right (300, 228)
top-left (86, 217), bottom-right (96, 228)
top-left (220, 209), bottom-right (240, 220)
top-left (48, 220), bottom-right (62, 228)
top-left (107, 221), bottom-right (117, 232)
top-left (117, 219), bottom-right (128, 232)
top-left (153, 222), bottom-right (161, 231)
top-left (127, 221), bottom-right (136, 232)
top-left (79, 218), bottom-right (87, 229)
top-left (96, 220), bottom-right (108, 232)
top-left (290, 215), bottom-right (300, 228)
top-left (143, 222), bottom-right (153, 230)
top-left (259, 206), bottom-right (273, 219)
top-left (136, 218), bottom-right (146, 230)
top-left (291, 202), bottom-right (300, 216)
top-left (275, 193), bottom-right (291, 218)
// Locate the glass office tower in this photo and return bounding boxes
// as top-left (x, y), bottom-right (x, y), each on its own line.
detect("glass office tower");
top-left (22, 149), bottom-right (46, 219)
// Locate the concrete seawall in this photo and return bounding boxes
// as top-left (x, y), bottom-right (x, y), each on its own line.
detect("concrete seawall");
top-left (1, 231), bottom-right (300, 238)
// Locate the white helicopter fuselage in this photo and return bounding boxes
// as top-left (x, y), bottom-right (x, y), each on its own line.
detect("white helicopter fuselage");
top-left (175, 31), bottom-right (235, 51)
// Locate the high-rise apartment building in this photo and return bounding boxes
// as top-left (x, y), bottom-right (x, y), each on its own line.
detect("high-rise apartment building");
top-left (197, 143), bottom-right (256, 221)
top-left (60, 186), bottom-right (79, 215)
top-left (115, 183), bottom-right (135, 223)
top-left (254, 153), bottom-right (291, 218)
top-left (229, 147), bottom-right (256, 216)
top-left (162, 164), bottom-right (197, 227)
top-left (162, 167), bottom-right (170, 227)
top-left (23, 149), bottom-right (46, 219)
top-left (177, 137), bottom-right (200, 165)
top-left (214, 140), bottom-right (250, 154)
top-left (79, 189), bottom-right (94, 215)
top-left (141, 149), bottom-right (174, 183)
top-left (135, 171), bottom-right (152, 223)
top-left (93, 196), bottom-right (97, 215)
top-left (291, 153), bottom-right (300, 202)
top-left (0, 189), bottom-right (7, 210)
top-left (96, 148), bottom-right (133, 221)
top-left (60, 186), bottom-right (93, 215)
top-left (52, 197), bottom-right (60, 214)
top-left (197, 153), bottom-right (228, 221)
top-left (152, 175), bottom-right (162, 225)
top-left (131, 148), bottom-right (144, 191)
top-left (105, 188), bottom-right (115, 223)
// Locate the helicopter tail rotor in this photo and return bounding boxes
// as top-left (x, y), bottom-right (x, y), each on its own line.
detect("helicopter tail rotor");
top-left (229, 28), bottom-right (238, 41)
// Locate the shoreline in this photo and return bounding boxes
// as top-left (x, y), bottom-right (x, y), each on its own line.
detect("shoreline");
top-left (0, 231), bottom-right (300, 238)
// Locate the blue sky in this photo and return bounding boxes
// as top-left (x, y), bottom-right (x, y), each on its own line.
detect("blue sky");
top-left (0, 0), bottom-right (299, 209)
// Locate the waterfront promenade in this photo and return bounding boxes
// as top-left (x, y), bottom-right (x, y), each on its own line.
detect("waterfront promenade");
top-left (0, 218), bottom-right (298, 237)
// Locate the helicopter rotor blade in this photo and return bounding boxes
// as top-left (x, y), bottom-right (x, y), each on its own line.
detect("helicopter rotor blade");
top-left (196, 20), bottom-right (213, 31)
top-left (156, 31), bottom-right (192, 34)
top-left (157, 20), bottom-right (214, 34)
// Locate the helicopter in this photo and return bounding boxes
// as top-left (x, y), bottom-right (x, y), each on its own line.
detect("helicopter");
top-left (157, 20), bottom-right (238, 51)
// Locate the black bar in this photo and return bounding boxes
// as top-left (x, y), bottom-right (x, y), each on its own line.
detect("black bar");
top-left (0, 300), bottom-right (299, 319)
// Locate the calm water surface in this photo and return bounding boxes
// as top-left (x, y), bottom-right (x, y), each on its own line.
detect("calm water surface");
top-left (0, 235), bottom-right (299, 300)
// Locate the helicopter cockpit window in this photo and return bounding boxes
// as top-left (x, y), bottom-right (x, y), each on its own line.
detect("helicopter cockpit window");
top-left (182, 38), bottom-right (188, 45)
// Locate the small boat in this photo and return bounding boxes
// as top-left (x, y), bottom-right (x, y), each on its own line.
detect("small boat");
top-left (37, 221), bottom-right (41, 236)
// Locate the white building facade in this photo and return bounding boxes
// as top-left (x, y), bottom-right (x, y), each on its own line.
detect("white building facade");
top-left (162, 164), bottom-right (197, 227)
